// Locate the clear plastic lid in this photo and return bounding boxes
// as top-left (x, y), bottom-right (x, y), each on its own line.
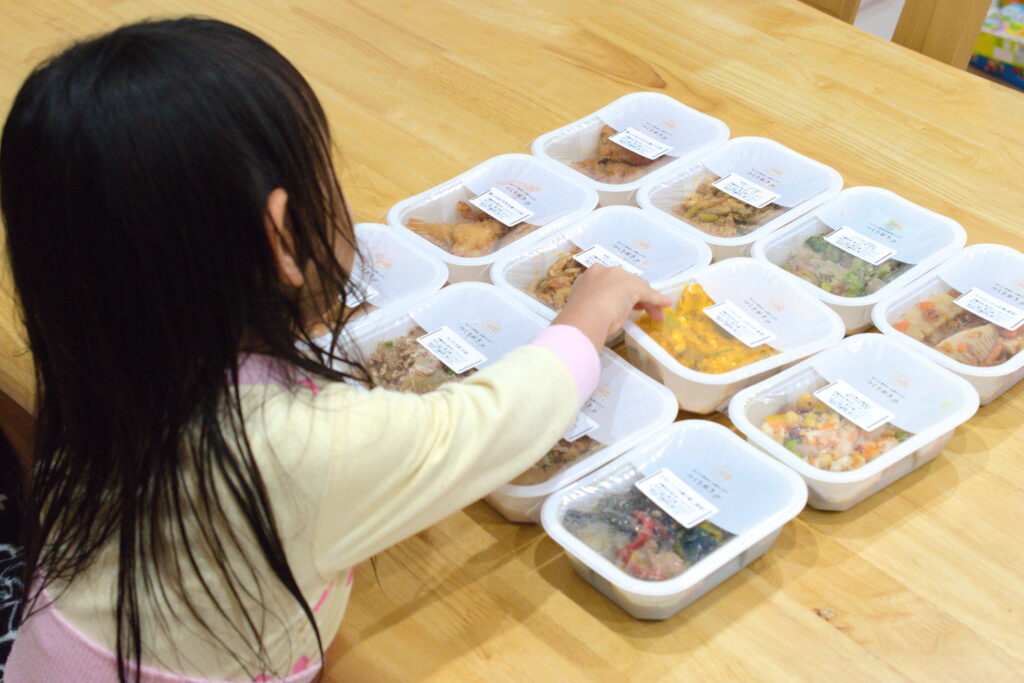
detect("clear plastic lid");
top-left (491, 206), bottom-right (712, 319)
top-left (637, 137), bottom-right (843, 246)
top-left (541, 420), bottom-right (807, 595)
top-left (872, 244), bottom-right (1024, 376)
top-left (348, 223), bottom-right (448, 315)
top-left (625, 258), bottom-right (845, 383)
top-left (730, 334), bottom-right (979, 480)
top-left (532, 92), bottom-right (730, 192)
top-left (752, 187), bottom-right (966, 304)
top-left (386, 154), bottom-right (597, 266)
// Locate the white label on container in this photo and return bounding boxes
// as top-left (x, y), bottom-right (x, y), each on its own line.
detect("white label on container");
top-left (573, 245), bottom-right (644, 276)
top-left (711, 172), bottom-right (780, 209)
top-left (563, 412), bottom-right (599, 442)
top-left (417, 326), bottom-right (487, 374)
top-left (468, 187), bottom-right (535, 228)
top-left (703, 300), bottom-right (777, 348)
top-left (813, 379), bottom-right (895, 432)
top-left (823, 225), bottom-right (897, 266)
top-left (635, 467), bottom-right (718, 529)
top-left (954, 288), bottom-right (1024, 331)
top-left (607, 126), bottom-right (673, 160)
top-left (345, 277), bottom-right (381, 307)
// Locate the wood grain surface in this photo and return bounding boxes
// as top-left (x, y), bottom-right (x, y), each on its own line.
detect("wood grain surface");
top-left (1, 1), bottom-right (1022, 681)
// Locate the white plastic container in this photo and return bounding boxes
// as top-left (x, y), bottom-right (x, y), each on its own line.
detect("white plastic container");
top-left (489, 205), bottom-right (712, 345)
top-left (531, 92), bottom-right (730, 206)
top-left (623, 258), bottom-right (846, 414)
top-left (750, 188), bottom-right (966, 333)
top-left (872, 244), bottom-right (1024, 405)
top-left (345, 223), bottom-right (449, 323)
top-left (485, 349), bottom-right (677, 523)
top-left (541, 420), bottom-right (807, 620)
top-left (729, 334), bottom-right (979, 511)
top-left (386, 154), bottom-right (598, 283)
top-left (637, 137), bottom-right (843, 261)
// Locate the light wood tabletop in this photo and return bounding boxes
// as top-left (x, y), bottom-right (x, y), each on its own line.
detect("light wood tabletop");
top-left (2, 0), bottom-right (1023, 680)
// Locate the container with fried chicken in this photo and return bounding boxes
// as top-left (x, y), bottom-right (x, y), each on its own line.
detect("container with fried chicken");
top-left (873, 244), bottom-right (1024, 404)
top-left (387, 154), bottom-right (596, 282)
top-left (637, 137), bottom-right (842, 260)
top-left (623, 258), bottom-right (845, 414)
top-left (541, 420), bottom-right (807, 619)
top-left (730, 334), bottom-right (978, 510)
top-left (532, 92), bottom-right (729, 206)
top-left (751, 187), bottom-right (966, 333)
top-left (490, 206), bottom-right (712, 338)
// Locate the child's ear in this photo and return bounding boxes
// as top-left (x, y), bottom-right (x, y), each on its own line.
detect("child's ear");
top-left (265, 188), bottom-right (304, 288)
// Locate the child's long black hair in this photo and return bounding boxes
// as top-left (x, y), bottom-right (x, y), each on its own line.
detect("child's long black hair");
top-left (1, 17), bottom-right (366, 682)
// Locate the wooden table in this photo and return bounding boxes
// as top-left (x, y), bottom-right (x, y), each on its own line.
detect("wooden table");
top-left (2, 0), bottom-right (1023, 680)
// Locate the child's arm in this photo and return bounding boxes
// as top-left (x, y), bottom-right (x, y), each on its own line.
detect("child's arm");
top-left (302, 266), bottom-right (671, 575)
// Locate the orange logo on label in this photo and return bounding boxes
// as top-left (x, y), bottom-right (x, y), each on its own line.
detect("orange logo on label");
top-left (661, 119), bottom-right (677, 129)
top-left (768, 165), bottom-right (785, 176)
top-left (634, 238), bottom-right (652, 250)
top-left (890, 373), bottom-right (911, 388)
top-left (766, 298), bottom-right (785, 312)
top-left (1014, 278), bottom-right (1024, 291)
top-left (501, 180), bottom-right (541, 194)
top-left (373, 252), bottom-right (394, 270)
top-left (883, 219), bottom-right (906, 231)
top-left (595, 382), bottom-right (613, 397)
top-left (711, 466), bottom-right (733, 482)
top-left (484, 320), bottom-right (501, 333)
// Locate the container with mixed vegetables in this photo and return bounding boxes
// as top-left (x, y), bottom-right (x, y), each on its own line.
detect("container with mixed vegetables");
top-left (781, 233), bottom-right (910, 298)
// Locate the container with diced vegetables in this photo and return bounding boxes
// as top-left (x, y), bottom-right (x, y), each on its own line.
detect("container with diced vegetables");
top-left (623, 258), bottom-right (846, 414)
top-left (636, 137), bottom-right (842, 261)
top-left (387, 154), bottom-right (597, 282)
top-left (531, 91), bottom-right (730, 206)
top-left (750, 187), bottom-right (966, 333)
top-left (872, 244), bottom-right (1024, 405)
top-left (541, 420), bottom-right (807, 620)
top-left (729, 334), bottom-right (979, 510)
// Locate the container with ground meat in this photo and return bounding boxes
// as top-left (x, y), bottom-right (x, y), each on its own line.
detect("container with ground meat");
top-left (486, 349), bottom-right (677, 522)
top-left (541, 420), bottom-right (807, 619)
top-left (729, 334), bottom-right (978, 510)
top-left (345, 282), bottom-right (678, 522)
top-left (489, 205), bottom-right (712, 344)
top-left (636, 137), bottom-right (842, 261)
top-left (531, 92), bottom-right (730, 206)
top-left (751, 187), bottom-right (966, 333)
top-left (872, 244), bottom-right (1024, 404)
top-left (623, 258), bottom-right (845, 414)
top-left (387, 154), bottom-right (597, 283)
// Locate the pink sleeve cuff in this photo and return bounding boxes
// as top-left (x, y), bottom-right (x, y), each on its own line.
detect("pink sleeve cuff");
top-left (529, 324), bottom-right (601, 409)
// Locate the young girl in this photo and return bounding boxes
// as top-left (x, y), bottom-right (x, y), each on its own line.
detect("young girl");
top-left (1, 18), bottom-right (669, 683)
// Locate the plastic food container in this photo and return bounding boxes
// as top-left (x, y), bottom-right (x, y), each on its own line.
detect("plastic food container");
top-left (387, 154), bottom-right (598, 283)
top-left (531, 92), bottom-right (730, 206)
top-left (872, 244), bottom-right (1024, 405)
top-left (345, 223), bottom-right (449, 322)
top-left (541, 420), bottom-right (807, 620)
top-left (637, 137), bottom-right (843, 261)
top-left (751, 188), bottom-right (966, 333)
top-left (623, 258), bottom-right (846, 414)
top-left (489, 205), bottom-right (712, 344)
top-left (485, 349), bottom-right (677, 523)
top-left (729, 334), bottom-right (979, 511)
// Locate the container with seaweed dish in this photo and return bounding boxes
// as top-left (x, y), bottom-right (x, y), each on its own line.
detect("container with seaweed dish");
top-left (623, 258), bottom-right (845, 414)
top-left (730, 334), bottom-right (978, 510)
top-left (541, 420), bottom-right (807, 620)
top-left (637, 137), bottom-right (842, 261)
top-left (751, 187), bottom-right (965, 333)
top-left (873, 244), bottom-right (1024, 405)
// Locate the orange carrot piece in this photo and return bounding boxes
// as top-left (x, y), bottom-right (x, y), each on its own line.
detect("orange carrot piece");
top-left (892, 320), bottom-right (911, 332)
top-left (917, 301), bottom-right (936, 311)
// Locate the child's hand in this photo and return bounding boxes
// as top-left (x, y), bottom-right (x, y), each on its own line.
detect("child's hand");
top-left (552, 264), bottom-right (673, 350)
